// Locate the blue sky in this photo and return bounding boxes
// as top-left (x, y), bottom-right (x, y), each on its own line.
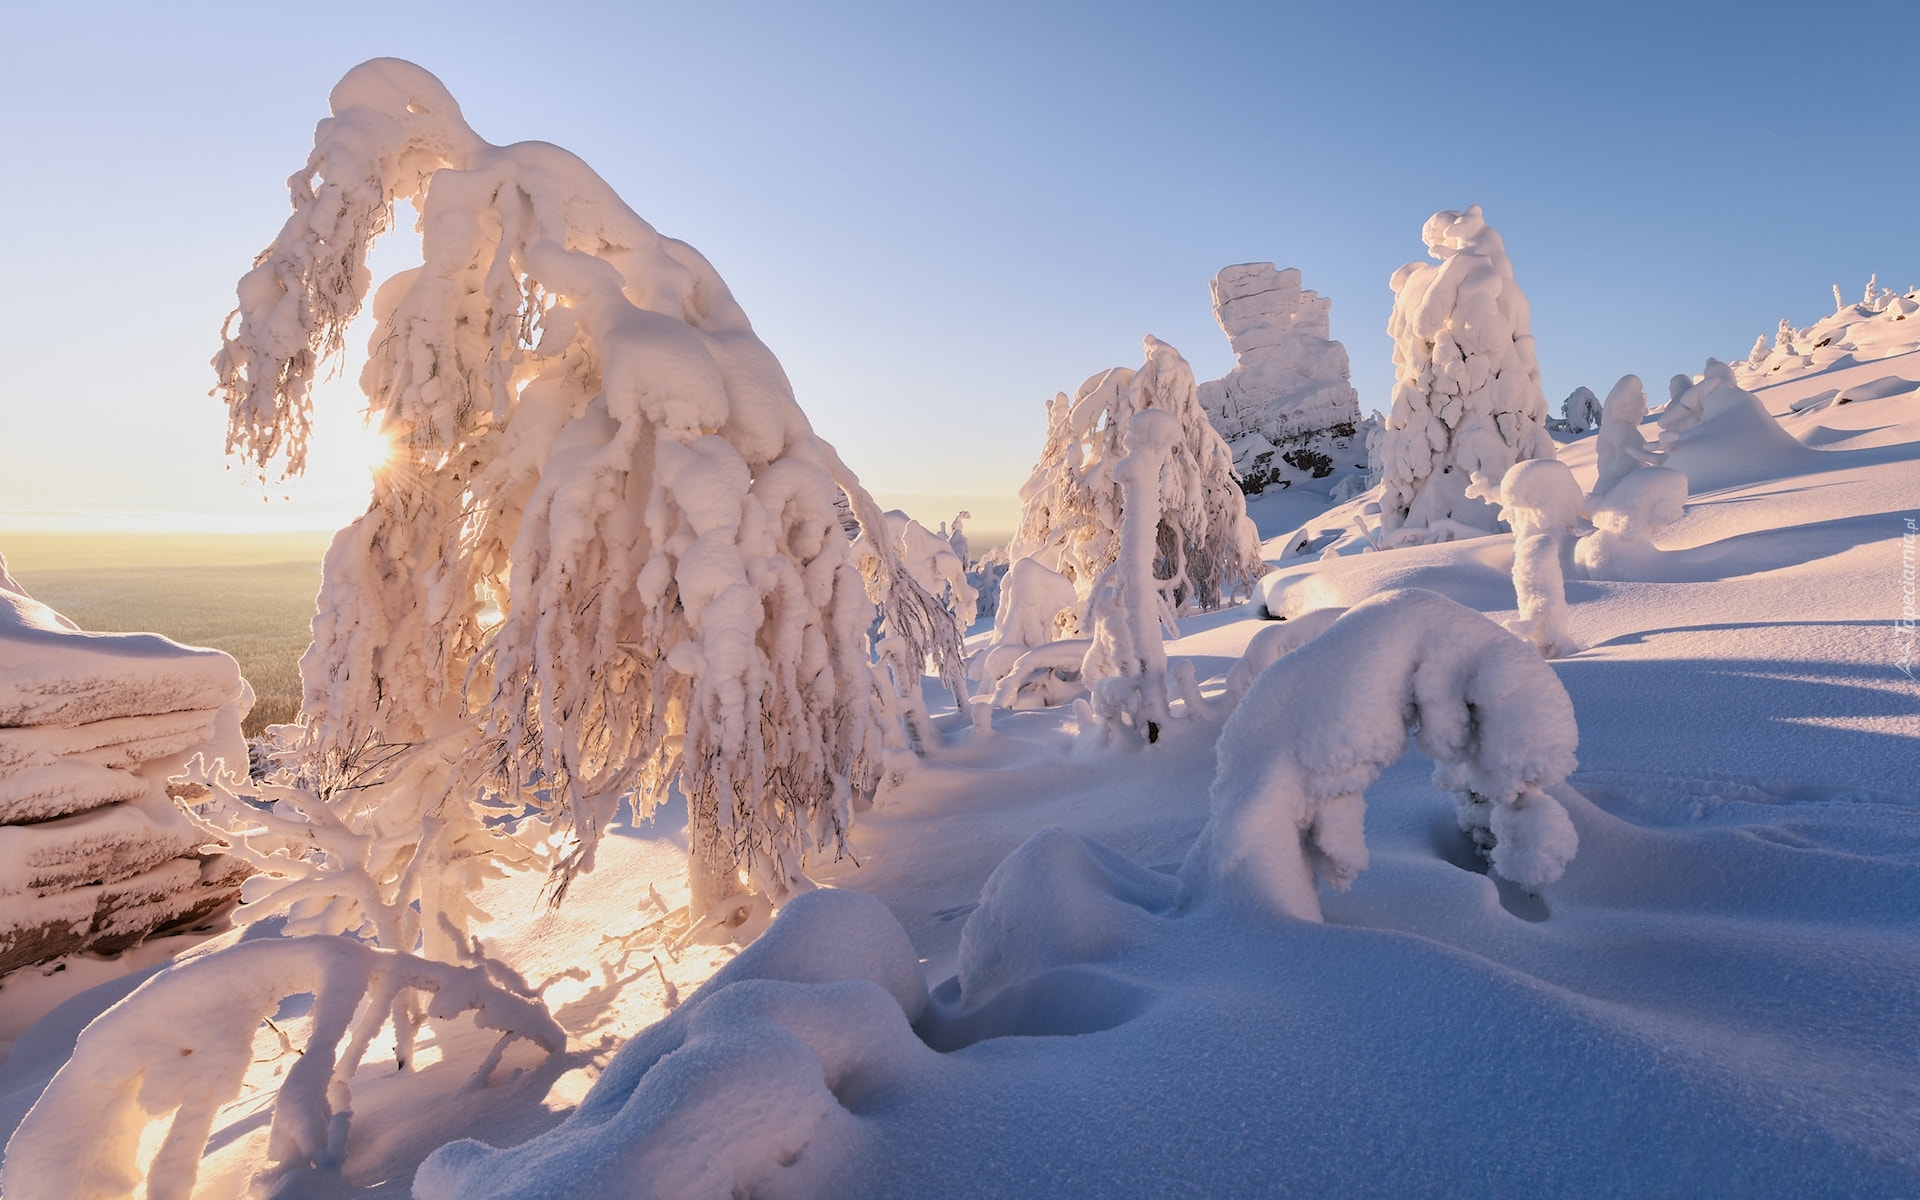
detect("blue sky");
top-left (2, 1), bottom-right (1914, 534)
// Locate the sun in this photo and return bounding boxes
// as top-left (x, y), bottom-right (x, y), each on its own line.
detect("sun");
top-left (348, 419), bottom-right (399, 478)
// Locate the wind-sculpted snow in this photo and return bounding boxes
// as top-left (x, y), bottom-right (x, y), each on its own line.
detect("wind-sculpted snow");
top-left (1378, 206), bottom-right (1555, 546)
top-left (1183, 589), bottom-right (1579, 919)
top-left (1575, 466), bottom-right (1688, 581)
top-left (1590, 374), bottom-right (1665, 501)
top-left (2, 937), bottom-right (561, 1200)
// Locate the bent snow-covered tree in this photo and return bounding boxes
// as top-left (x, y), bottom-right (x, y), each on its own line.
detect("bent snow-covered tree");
top-left (1377, 206), bottom-right (1556, 546)
top-left (214, 58), bottom-right (960, 915)
top-left (1009, 336), bottom-right (1263, 619)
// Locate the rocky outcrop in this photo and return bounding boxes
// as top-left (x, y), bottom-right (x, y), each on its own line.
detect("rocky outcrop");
top-left (0, 557), bottom-right (251, 977)
top-left (1197, 264), bottom-right (1362, 493)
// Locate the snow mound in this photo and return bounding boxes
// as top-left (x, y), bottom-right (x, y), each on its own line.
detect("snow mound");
top-left (1222, 607), bottom-right (1345, 700)
top-left (955, 827), bottom-right (1177, 1005)
top-left (1660, 361), bottom-right (1817, 492)
top-left (1575, 466), bottom-right (1689, 582)
top-left (416, 888), bottom-right (930, 1200)
top-left (1182, 589), bottom-right (1579, 920)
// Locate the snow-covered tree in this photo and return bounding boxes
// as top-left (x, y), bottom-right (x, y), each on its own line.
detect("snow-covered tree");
top-left (1081, 409), bottom-right (1183, 740)
top-left (1376, 206), bottom-right (1556, 546)
top-left (1180, 588), bottom-right (1580, 921)
top-left (1469, 460), bottom-right (1586, 657)
top-left (1560, 386), bottom-right (1603, 435)
top-left (1008, 336), bottom-right (1263, 618)
top-left (1590, 375), bottom-right (1665, 501)
top-left (213, 58), bottom-right (959, 916)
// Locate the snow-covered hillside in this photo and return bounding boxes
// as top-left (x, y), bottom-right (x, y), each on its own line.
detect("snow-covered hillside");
top-left (3, 292), bottom-right (1916, 1196)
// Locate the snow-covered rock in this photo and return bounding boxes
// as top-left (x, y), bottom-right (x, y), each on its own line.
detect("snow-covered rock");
top-left (0, 558), bottom-right (251, 977)
top-left (1196, 264), bottom-right (1362, 493)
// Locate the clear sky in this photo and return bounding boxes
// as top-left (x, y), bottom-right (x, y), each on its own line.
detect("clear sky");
top-left (2, 0), bottom-right (1915, 537)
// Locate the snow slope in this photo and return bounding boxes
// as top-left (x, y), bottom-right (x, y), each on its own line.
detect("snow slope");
top-left (3, 355), bottom-right (1919, 1196)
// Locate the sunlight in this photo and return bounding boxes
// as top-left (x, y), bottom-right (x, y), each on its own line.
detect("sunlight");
top-left (348, 419), bottom-right (399, 478)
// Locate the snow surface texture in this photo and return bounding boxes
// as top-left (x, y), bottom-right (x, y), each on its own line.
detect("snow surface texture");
top-left (211, 58), bottom-right (962, 915)
top-left (1182, 589), bottom-right (1579, 919)
top-left (1195, 264), bottom-right (1362, 494)
top-left (4, 937), bottom-right (562, 1200)
top-left (1377, 206), bottom-right (1556, 545)
top-left (0, 561), bottom-right (250, 976)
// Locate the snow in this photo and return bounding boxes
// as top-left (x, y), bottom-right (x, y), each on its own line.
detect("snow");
top-left (1195, 264), bottom-right (1363, 494)
top-left (1377, 205), bottom-right (1556, 545)
top-left (0, 565), bottom-right (249, 978)
top-left (9, 95), bottom-right (1920, 1200)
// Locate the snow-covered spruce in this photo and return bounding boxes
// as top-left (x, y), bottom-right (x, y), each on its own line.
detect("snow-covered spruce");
top-left (1376, 206), bottom-right (1556, 546)
top-left (2, 937), bottom-right (562, 1200)
top-left (1008, 336), bottom-right (1263, 620)
top-left (1180, 589), bottom-right (1579, 921)
top-left (1195, 264), bottom-right (1362, 494)
top-left (1468, 460), bottom-right (1586, 657)
top-left (1590, 375), bottom-right (1666, 502)
top-left (212, 59), bottom-right (962, 914)
top-left (1556, 385), bottom-right (1603, 436)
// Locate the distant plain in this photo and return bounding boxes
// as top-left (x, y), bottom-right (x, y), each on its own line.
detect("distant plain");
top-left (3, 532), bottom-right (331, 736)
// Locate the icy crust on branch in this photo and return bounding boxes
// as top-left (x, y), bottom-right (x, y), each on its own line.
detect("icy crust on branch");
top-left (1377, 206), bottom-right (1555, 546)
top-left (1009, 336), bottom-right (1263, 618)
top-left (213, 58), bottom-right (960, 909)
top-left (415, 889), bottom-right (931, 1200)
top-left (0, 563), bottom-right (251, 974)
top-left (1196, 265), bottom-right (1361, 491)
top-left (1180, 589), bottom-right (1579, 921)
top-left (1, 937), bottom-right (562, 1200)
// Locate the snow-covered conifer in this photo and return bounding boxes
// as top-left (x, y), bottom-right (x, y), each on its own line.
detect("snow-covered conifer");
top-left (1008, 336), bottom-right (1262, 620)
top-left (1561, 386), bottom-right (1603, 435)
top-left (1081, 409), bottom-right (1183, 740)
top-left (1376, 206), bottom-right (1555, 546)
top-left (213, 59), bottom-right (957, 915)
top-left (1590, 375), bottom-right (1666, 501)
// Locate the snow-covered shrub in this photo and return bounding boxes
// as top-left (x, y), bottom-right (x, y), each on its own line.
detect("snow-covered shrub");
top-left (1575, 467), bottom-right (1689, 581)
top-left (1469, 460), bottom-right (1586, 657)
top-left (2, 937), bottom-right (562, 1200)
top-left (1008, 336), bottom-right (1263, 618)
top-left (414, 888), bottom-right (929, 1200)
top-left (212, 58), bottom-right (959, 913)
top-left (1180, 588), bottom-right (1579, 921)
top-left (1376, 206), bottom-right (1555, 546)
top-left (1589, 374), bottom-right (1665, 502)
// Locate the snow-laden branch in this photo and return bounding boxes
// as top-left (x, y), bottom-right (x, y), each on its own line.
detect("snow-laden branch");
top-left (212, 58), bottom-right (955, 912)
top-left (1, 936), bottom-right (562, 1200)
top-left (1181, 589), bottom-right (1579, 920)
